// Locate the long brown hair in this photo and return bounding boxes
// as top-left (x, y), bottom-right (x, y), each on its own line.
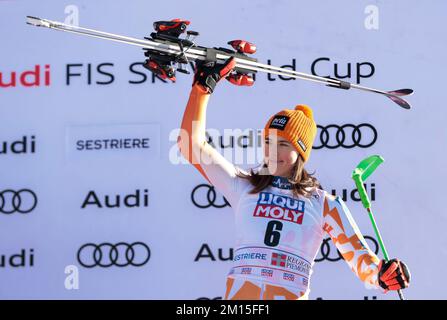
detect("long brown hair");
top-left (236, 156), bottom-right (323, 198)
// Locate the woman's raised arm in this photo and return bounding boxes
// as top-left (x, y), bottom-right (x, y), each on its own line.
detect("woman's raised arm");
top-left (176, 58), bottom-right (250, 207)
top-left (177, 83), bottom-right (238, 184)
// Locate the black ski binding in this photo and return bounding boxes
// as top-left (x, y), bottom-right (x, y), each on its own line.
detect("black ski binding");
top-left (143, 19), bottom-right (257, 84)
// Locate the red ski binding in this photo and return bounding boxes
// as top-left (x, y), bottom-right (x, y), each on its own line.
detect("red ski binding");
top-left (143, 58), bottom-right (176, 82)
top-left (153, 18), bottom-right (190, 36)
top-left (227, 73), bottom-right (254, 86)
top-left (227, 40), bottom-right (257, 54)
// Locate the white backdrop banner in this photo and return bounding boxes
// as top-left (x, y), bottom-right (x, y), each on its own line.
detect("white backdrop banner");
top-left (1, 0), bottom-right (446, 300)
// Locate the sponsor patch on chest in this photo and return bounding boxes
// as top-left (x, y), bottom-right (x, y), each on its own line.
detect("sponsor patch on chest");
top-left (253, 192), bottom-right (305, 225)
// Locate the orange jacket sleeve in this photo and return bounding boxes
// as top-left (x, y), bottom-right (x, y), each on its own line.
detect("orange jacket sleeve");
top-left (322, 192), bottom-right (382, 289)
top-left (177, 83), bottom-right (213, 183)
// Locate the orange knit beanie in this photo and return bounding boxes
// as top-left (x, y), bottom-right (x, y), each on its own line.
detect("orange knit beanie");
top-left (264, 104), bottom-right (317, 162)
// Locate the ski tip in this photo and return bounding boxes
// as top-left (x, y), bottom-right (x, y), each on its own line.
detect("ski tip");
top-left (386, 88), bottom-right (414, 109)
top-left (26, 16), bottom-right (41, 26)
top-left (387, 88), bottom-right (414, 97)
top-left (386, 94), bottom-right (412, 109)
top-left (26, 16), bottom-right (50, 28)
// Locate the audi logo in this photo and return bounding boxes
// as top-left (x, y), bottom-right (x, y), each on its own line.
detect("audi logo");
top-left (0, 189), bottom-right (37, 214)
top-left (313, 124), bottom-right (377, 149)
top-left (77, 242), bottom-right (151, 268)
top-left (315, 236), bottom-right (379, 262)
top-left (191, 184), bottom-right (230, 209)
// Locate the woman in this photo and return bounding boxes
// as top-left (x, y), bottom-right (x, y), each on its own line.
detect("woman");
top-left (177, 57), bottom-right (410, 300)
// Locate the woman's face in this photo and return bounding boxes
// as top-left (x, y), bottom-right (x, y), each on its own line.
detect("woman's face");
top-left (263, 132), bottom-right (299, 177)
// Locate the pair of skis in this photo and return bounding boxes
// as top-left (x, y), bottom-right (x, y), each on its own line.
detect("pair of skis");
top-left (26, 16), bottom-right (413, 109)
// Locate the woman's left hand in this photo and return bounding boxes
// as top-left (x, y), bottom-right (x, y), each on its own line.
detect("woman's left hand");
top-left (378, 258), bottom-right (411, 291)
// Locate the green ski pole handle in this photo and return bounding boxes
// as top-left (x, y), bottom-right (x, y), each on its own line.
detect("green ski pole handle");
top-left (352, 155), bottom-right (384, 209)
top-left (353, 171), bottom-right (390, 258)
top-left (352, 170), bottom-right (371, 209)
top-left (352, 155), bottom-right (405, 300)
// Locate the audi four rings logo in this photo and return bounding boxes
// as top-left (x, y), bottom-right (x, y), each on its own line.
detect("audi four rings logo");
top-left (77, 242), bottom-right (151, 268)
top-left (191, 184), bottom-right (230, 209)
top-left (0, 189), bottom-right (37, 214)
top-left (315, 236), bottom-right (379, 262)
top-left (313, 124), bottom-right (377, 149)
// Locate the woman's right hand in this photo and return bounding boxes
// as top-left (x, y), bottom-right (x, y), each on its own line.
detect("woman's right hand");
top-left (192, 57), bottom-right (253, 93)
top-left (192, 57), bottom-right (236, 93)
